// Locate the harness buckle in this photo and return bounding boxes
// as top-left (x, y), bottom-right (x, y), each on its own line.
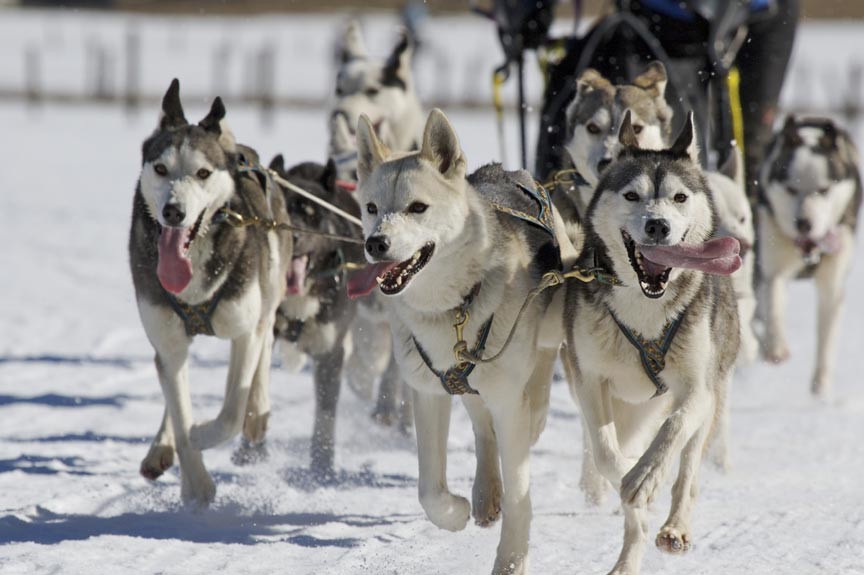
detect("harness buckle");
top-left (452, 308), bottom-right (470, 363)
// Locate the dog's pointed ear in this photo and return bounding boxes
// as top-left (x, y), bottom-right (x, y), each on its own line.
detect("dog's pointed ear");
top-left (340, 20), bottom-right (367, 62)
top-left (159, 78), bottom-right (187, 130)
top-left (719, 142), bottom-right (744, 187)
top-left (199, 97), bottom-right (225, 135)
top-left (574, 68), bottom-right (609, 100)
top-left (419, 109), bottom-right (466, 181)
top-left (357, 114), bottom-right (389, 183)
top-left (633, 61), bottom-right (668, 98)
top-left (781, 115), bottom-right (802, 148)
top-left (819, 121), bottom-right (838, 150)
top-left (381, 30), bottom-right (413, 89)
top-left (269, 154), bottom-right (285, 174)
top-left (669, 111), bottom-right (699, 163)
top-left (322, 158), bottom-right (338, 191)
top-left (618, 110), bottom-right (641, 152)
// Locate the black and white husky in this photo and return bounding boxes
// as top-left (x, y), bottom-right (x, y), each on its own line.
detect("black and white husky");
top-left (268, 156), bottom-right (365, 478)
top-left (129, 80), bottom-right (291, 505)
top-left (348, 109), bottom-right (575, 574)
top-left (563, 112), bottom-right (740, 575)
top-left (758, 116), bottom-right (862, 396)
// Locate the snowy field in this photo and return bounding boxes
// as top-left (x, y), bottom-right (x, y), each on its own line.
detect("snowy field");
top-left (2, 12), bottom-right (864, 575)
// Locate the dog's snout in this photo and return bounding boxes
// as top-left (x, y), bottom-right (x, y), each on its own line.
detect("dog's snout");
top-left (796, 218), bottom-right (812, 235)
top-left (365, 235), bottom-right (391, 258)
top-left (162, 204), bottom-right (186, 227)
top-left (644, 218), bottom-right (671, 241)
top-left (597, 159), bottom-right (612, 173)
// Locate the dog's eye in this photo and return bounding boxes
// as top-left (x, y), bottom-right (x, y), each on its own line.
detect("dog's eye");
top-left (154, 164), bottom-right (168, 176)
top-left (408, 202), bottom-right (428, 214)
top-left (674, 193), bottom-right (688, 203)
top-left (196, 168), bottom-right (211, 180)
top-left (586, 123), bottom-right (601, 135)
top-left (786, 186), bottom-right (799, 196)
top-left (623, 191), bottom-right (640, 202)
top-left (366, 203), bottom-right (378, 215)
top-left (364, 87), bottom-right (380, 97)
top-left (335, 86), bottom-right (344, 97)
top-left (632, 124), bottom-right (644, 135)
top-left (818, 187), bottom-right (830, 195)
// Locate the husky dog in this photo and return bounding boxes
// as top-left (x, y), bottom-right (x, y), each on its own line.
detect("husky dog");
top-left (129, 80), bottom-right (291, 505)
top-left (708, 146), bottom-right (759, 364)
top-left (758, 116), bottom-right (862, 396)
top-left (347, 109), bottom-right (574, 574)
top-left (559, 62), bottom-right (673, 227)
top-left (563, 112), bottom-right (740, 575)
top-left (268, 156), bottom-right (365, 477)
top-left (329, 20), bottom-right (424, 182)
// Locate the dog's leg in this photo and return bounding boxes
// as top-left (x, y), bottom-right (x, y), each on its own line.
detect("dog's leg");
top-left (372, 353), bottom-right (400, 427)
top-left (462, 394), bottom-right (502, 528)
top-left (346, 313), bottom-right (388, 401)
top-left (233, 329), bottom-right (274, 466)
top-left (189, 330), bottom-right (265, 450)
top-left (608, 504), bottom-right (650, 575)
top-left (310, 345), bottom-right (345, 478)
top-left (413, 388), bottom-right (470, 531)
top-left (656, 416), bottom-right (712, 554)
top-left (812, 246), bottom-right (851, 397)
top-left (397, 380), bottom-right (414, 435)
top-left (155, 350), bottom-right (215, 507)
top-left (140, 407), bottom-right (175, 480)
top-left (761, 275), bottom-right (790, 363)
top-left (488, 393), bottom-right (533, 575)
top-left (526, 347), bottom-right (556, 445)
top-left (620, 384), bottom-right (713, 509)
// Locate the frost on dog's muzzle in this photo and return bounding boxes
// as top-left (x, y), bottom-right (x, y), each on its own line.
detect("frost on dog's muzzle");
top-left (347, 242), bottom-right (434, 299)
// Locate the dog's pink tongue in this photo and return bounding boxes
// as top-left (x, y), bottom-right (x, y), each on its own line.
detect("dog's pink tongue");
top-left (287, 255), bottom-right (309, 295)
top-left (347, 262), bottom-right (398, 299)
top-left (157, 227), bottom-right (193, 294)
top-left (640, 237), bottom-right (742, 276)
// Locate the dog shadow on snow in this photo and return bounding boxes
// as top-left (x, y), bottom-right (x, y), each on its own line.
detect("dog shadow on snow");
top-left (0, 504), bottom-right (419, 547)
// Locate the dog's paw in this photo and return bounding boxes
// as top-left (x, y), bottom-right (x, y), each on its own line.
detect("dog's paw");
top-left (656, 525), bottom-right (692, 554)
top-left (140, 445), bottom-right (174, 480)
top-left (620, 457), bottom-right (663, 507)
top-left (606, 563), bottom-right (637, 575)
top-left (231, 439), bottom-right (268, 467)
top-left (420, 492), bottom-right (471, 532)
top-left (492, 554), bottom-right (527, 575)
top-left (810, 374), bottom-right (832, 398)
top-left (763, 342), bottom-right (790, 364)
top-left (472, 479), bottom-right (502, 528)
top-left (242, 413), bottom-right (269, 445)
top-left (180, 470), bottom-right (216, 508)
top-left (371, 406), bottom-right (397, 428)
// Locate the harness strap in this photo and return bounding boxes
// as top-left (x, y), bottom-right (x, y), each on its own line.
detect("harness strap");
top-left (489, 181), bottom-right (556, 238)
top-left (165, 287), bottom-right (226, 338)
top-left (607, 308), bottom-right (685, 398)
top-left (414, 315), bottom-right (494, 396)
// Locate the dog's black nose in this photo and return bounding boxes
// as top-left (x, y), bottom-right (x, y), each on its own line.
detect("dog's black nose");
top-left (644, 218), bottom-right (671, 241)
top-left (796, 218), bottom-right (812, 234)
top-left (597, 159), bottom-right (612, 173)
top-left (365, 235), bottom-right (390, 258)
top-left (162, 204), bottom-right (185, 227)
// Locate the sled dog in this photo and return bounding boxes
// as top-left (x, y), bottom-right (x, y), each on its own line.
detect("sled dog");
top-left (348, 109), bottom-right (575, 574)
top-left (758, 116), bottom-right (862, 396)
top-left (563, 111), bottom-right (740, 574)
top-left (129, 80), bottom-right (291, 505)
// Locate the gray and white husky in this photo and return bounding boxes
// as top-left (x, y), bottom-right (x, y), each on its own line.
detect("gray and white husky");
top-left (758, 115), bottom-right (862, 396)
top-left (347, 109), bottom-right (575, 575)
top-left (329, 19), bottom-right (424, 182)
top-left (559, 62), bottom-right (673, 226)
top-left (330, 19), bottom-right (425, 428)
top-left (129, 80), bottom-right (291, 505)
top-left (563, 112), bottom-right (740, 575)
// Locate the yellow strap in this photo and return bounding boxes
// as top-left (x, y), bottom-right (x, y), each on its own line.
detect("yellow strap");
top-left (727, 67), bottom-right (745, 157)
top-left (492, 69), bottom-right (507, 122)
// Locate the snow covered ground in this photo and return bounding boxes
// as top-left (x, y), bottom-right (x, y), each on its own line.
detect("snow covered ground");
top-left (2, 14), bottom-right (864, 573)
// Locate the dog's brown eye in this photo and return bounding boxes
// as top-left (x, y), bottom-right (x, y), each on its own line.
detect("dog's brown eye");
top-left (366, 203), bottom-right (378, 215)
top-left (154, 164), bottom-right (168, 176)
top-left (818, 187), bottom-right (830, 195)
top-left (365, 87), bottom-right (380, 97)
top-left (196, 168), bottom-right (211, 180)
top-left (408, 202), bottom-right (428, 214)
top-left (674, 193), bottom-right (688, 203)
top-left (623, 191), bottom-right (639, 202)
top-left (586, 123), bottom-right (601, 135)
top-left (633, 125), bottom-right (644, 135)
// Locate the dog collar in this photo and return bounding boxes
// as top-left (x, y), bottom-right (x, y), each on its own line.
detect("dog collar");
top-left (607, 307), bottom-right (685, 398)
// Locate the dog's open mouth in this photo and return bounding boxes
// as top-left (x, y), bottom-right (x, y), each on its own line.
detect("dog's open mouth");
top-left (622, 230), bottom-right (743, 299)
top-left (622, 230), bottom-right (671, 299)
top-left (347, 242), bottom-right (435, 299)
top-left (156, 210), bottom-right (205, 295)
top-left (286, 254), bottom-right (309, 296)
